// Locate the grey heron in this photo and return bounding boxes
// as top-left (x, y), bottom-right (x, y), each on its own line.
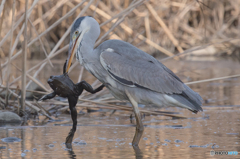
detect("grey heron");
top-left (65, 16), bottom-right (203, 147)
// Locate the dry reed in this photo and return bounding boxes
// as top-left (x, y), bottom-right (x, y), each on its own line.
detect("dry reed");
top-left (5, 0), bottom-right (16, 107)
top-left (21, 0), bottom-right (28, 110)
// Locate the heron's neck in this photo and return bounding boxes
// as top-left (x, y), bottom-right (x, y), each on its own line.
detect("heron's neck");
top-left (78, 36), bottom-right (95, 65)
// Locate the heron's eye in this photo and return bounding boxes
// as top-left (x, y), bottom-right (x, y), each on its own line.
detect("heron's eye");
top-left (74, 31), bottom-right (79, 35)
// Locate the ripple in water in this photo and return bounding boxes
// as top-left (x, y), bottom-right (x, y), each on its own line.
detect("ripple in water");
top-left (1, 137), bottom-right (21, 143)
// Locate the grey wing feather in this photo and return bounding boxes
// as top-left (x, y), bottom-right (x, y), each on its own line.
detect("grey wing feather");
top-left (170, 85), bottom-right (203, 112)
top-left (100, 48), bottom-right (185, 94)
top-left (99, 40), bottom-right (203, 112)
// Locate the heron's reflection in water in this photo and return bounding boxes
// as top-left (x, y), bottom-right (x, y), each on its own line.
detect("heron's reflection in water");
top-left (66, 144), bottom-right (76, 159)
top-left (65, 142), bottom-right (143, 159)
top-left (133, 146), bottom-right (143, 159)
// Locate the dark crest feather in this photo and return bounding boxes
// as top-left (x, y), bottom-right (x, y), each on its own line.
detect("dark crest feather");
top-left (71, 16), bottom-right (92, 35)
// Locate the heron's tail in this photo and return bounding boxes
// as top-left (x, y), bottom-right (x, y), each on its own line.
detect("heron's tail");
top-left (170, 84), bottom-right (203, 113)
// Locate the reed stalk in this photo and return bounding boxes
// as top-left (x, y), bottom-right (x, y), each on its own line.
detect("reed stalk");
top-left (21, 0), bottom-right (28, 111)
top-left (5, 0), bottom-right (16, 108)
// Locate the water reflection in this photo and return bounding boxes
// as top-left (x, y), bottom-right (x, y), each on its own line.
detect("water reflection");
top-left (0, 108), bottom-right (240, 158)
top-left (65, 144), bottom-right (76, 159)
top-left (133, 146), bottom-right (143, 159)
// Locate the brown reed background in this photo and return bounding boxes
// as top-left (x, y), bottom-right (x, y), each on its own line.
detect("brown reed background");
top-left (1, 0), bottom-right (240, 59)
top-left (0, 0), bottom-right (240, 116)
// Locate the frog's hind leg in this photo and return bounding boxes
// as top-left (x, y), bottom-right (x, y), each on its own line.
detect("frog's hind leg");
top-left (77, 81), bottom-right (105, 94)
top-left (65, 96), bottom-right (78, 145)
top-left (38, 92), bottom-right (56, 101)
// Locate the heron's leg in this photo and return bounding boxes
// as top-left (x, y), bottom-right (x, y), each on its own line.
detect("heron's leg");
top-left (65, 96), bottom-right (78, 144)
top-left (77, 81), bottom-right (105, 94)
top-left (126, 90), bottom-right (144, 147)
top-left (38, 92), bottom-right (56, 101)
top-left (129, 113), bottom-right (145, 123)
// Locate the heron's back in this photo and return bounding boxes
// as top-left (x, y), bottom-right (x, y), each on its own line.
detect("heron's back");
top-left (95, 39), bottom-right (203, 113)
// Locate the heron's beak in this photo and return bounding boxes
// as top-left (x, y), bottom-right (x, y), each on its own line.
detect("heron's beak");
top-left (65, 35), bottom-right (80, 73)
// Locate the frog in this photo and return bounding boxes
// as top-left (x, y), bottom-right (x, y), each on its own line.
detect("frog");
top-left (39, 61), bottom-right (104, 144)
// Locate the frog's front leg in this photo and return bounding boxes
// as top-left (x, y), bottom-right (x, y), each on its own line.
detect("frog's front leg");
top-left (38, 92), bottom-right (56, 101)
top-left (77, 81), bottom-right (105, 94)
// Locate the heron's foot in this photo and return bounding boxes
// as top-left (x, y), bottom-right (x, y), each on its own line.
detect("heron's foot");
top-left (65, 129), bottom-right (75, 144)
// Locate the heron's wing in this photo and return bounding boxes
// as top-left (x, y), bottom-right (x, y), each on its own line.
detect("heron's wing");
top-left (100, 49), bottom-right (185, 94)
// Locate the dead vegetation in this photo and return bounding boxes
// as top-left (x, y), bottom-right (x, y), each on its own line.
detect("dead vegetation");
top-left (0, 0), bottom-right (240, 118)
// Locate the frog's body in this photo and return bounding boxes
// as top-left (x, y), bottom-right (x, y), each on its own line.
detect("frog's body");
top-left (40, 73), bottom-right (104, 101)
top-left (48, 73), bottom-right (76, 98)
top-left (39, 65), bottom-right (104, 144)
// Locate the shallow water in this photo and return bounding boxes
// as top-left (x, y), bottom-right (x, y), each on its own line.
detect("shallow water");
top-left (1, 57), bottom-right (240, 158)
top-left (0, 109), bottom-right (240, 158)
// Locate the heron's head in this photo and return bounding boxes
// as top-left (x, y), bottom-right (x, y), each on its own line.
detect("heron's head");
top-left (65, 16), bottom-right (100, 73)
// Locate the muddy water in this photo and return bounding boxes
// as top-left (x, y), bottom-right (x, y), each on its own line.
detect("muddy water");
top-left (1, 57), bottom-right (240, 158)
